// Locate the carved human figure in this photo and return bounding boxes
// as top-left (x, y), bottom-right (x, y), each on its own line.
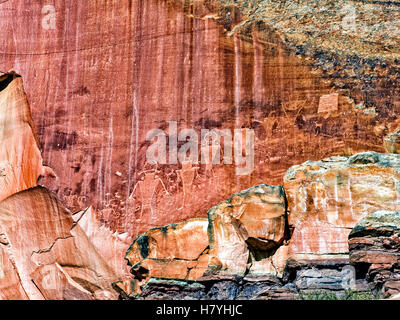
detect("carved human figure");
top-left (128, 169), bottom-right (169, 222)
top-left (177, 161), bottom-right (199, 210)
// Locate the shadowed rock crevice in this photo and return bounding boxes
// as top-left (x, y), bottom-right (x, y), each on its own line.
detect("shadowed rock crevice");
top-left (0, 72), bottom-right (19, 92)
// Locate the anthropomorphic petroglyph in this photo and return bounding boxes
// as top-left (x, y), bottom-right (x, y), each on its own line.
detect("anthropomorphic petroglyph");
top-left (128, 168), bottom-right (169, 221)
top-left (177, 161), bottom-right (199, 210)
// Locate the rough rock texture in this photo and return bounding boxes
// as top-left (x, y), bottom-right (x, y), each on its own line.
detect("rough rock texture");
top-left (0, 0), bottom-right (396, 237)
top-left (0, 74), bottom-right (47, 202)
top-left (206, 185), bottom-right (289, 277)
top-left (384, 129), bottom-right (400, 154)
top-left (0, 75), bottom-right (130, 300)
top-left (125, 218), bottom-right (209, 295)
top-left (349, 210), bottom-right (400, 298)
top-left (72, 207), bottom-right (133, 281)
top-left (120, 185), bottom-right (292, 299)
top-left (284, 152), bottom-right (400, 267)
top-left (0, 186), bottom-right (122, 300)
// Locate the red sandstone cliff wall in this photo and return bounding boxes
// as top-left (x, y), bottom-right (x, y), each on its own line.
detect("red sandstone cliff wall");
top-left (0, 0), bottom-right (395, 237)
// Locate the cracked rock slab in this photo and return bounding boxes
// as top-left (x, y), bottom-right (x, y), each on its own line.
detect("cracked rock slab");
top-left (0, 186), bottom-right (121, 300)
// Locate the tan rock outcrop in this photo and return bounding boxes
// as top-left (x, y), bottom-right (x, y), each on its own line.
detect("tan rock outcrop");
top-left (0, 186), bottom-right (121, 300)
top-left (0, 73), bottom-right (44, 202)
top-left (284, 152), bottom-right (400, 265)
top-left (125, 218), bottom-right (209, 289)
top-left (207, 185), bottom-right (288, 277)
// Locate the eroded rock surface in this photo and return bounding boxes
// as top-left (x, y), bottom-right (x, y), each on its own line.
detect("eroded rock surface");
top-left (0, 186), bottom-right (121, 300)
top-left (206, 185), bottom-right (289, 278)
top-left (72, 207), bottom-right (133, 281)
top-left (384, 129), bottom-right (400, 154)
top-left (349, 210), bottom-right (400, 298)
top-left (1, 0), bottom-right (400, 300)
top-left (125, 218), bottom-right (209, 295)
top-left (284, 152), bottom-right (400, 267)
top-left (0, 74), bottom-right (45, 202)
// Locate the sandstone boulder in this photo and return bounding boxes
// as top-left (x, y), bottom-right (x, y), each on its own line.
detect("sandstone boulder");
top-left (284, 152), bottom-right (400, 266)
top-left (207, 185), bottom-right (289, 278)
top-left (125, 218), bottom-right (209, 290)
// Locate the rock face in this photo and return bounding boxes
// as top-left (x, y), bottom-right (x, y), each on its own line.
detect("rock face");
top-left (0, 73), bottom-right (46, 202)
top-left (0, 186), bottom-right (121, 300)
top-left (119, 152), bottom-right (400, 300)
top-left (125, 218), bottom-right (209, 294)
top-left (284, 152), bottom-right (400, 267)
top-left (207, 185), bottom-right (288, 278)
top-left (0, 0), bottom-right (396, 237)
top-left (349, 211), bottom-right (400, 298)
top-left (0, 74), bottom-right (131, 300)
top-left (72, 207), bottom-right (133, 281)
top-left (1, 0), bottom-right (400, 300)
top-left (384, 130), bottom-right (400, 154)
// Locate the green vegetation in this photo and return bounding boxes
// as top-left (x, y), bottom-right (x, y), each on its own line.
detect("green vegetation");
top-left (298, 289), bottom-right (383, 300)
